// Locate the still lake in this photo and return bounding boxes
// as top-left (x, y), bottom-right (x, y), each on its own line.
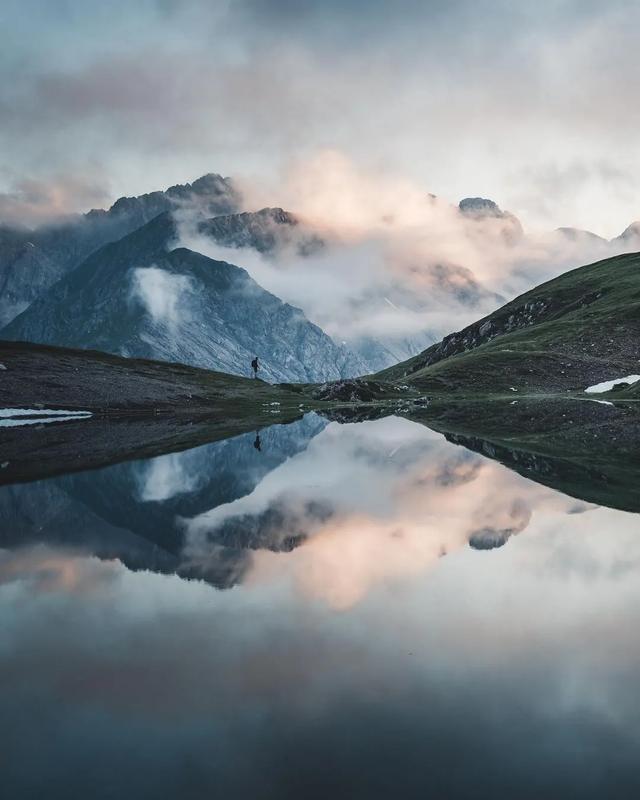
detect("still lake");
top-left (1, 412), bottom-right (639, 799)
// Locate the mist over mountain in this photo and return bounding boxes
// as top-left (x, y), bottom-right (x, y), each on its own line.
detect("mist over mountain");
top-left (3, 168), bottom-right (640, 377)
top-left (0, 174), bottom-right (238, 328)
top-left (1, 213), bottom-right (369, 382)
top-left (197, 206), bottom-right (324, 256)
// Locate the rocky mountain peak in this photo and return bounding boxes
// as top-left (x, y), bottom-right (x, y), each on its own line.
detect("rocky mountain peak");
top-left (458, 197), bottom-right (504, 218)
top-left (616, 220), bottom-right (640, 240)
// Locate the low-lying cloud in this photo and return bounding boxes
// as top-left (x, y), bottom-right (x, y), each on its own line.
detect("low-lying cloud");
top-left (179, 150), bottom-right (638, 349)
top-left (0, 175), bottom-right (110, 228)
top-left (130, 265), bottom-right (194, 329)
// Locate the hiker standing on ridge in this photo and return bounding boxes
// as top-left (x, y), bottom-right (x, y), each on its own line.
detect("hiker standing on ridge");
top-left (251, 356), bottom-right (259, 378)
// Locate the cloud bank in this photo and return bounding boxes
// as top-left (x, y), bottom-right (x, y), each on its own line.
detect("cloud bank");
top-left (180, 151), bottom-right (635, 347)
top-left (2, 1), bottom-right (640, 234)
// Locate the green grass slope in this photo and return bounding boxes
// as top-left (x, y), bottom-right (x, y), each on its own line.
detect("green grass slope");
top-left (378, 252), bottom-right (640, 396)
top-left (0, 339), bottom-right (302, 415)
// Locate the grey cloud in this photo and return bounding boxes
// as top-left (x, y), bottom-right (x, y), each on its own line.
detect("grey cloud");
top-left (2, 1), bottom-right (640, 232)
top-left (0, 175), bottom-right (110, 227)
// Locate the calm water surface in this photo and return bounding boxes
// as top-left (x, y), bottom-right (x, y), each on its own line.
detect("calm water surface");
top-left (1, 414), bottom-right (640, 799)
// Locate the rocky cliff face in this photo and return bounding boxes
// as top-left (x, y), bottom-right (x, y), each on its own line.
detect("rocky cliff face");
top-left (0, 174), bottom-right (238, 327)
top-left (198, 207), bottom-right (323, 255)
top-left (1, 215), bottom-right (369, 383)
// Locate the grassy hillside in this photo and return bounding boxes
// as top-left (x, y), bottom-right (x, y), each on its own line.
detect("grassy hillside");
top-left (378, 251), bottom-right (640, 395)
top-left (0, 339), bottom-right (303, 415)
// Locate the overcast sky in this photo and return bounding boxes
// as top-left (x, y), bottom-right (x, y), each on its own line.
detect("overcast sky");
top-left (1, 0), bottom-right (640, 236)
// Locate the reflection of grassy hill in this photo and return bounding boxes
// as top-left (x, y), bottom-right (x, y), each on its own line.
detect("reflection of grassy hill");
top-left (378, 252), bottom-right (640, 396)
top-left (0, 340), bottom-right (313, 483)
top-left (408, 399), bottom-right (640, 513)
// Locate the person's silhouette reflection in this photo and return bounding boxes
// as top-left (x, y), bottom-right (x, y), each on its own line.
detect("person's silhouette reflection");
top-left (253, 432), bottom-right (262, 452)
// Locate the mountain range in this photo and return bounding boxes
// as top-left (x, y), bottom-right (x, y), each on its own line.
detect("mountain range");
top-left (1, 213), bottom-right (368, 382)
top-left (0, 174), bottom-right (238, 328)
top-left (2, 172), bottom-right (640, 384)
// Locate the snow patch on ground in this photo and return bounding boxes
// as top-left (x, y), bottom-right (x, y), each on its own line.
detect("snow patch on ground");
top-left (585, 375), bottom-right (640, 394)
top-left (0, 408), bottom-right (93, 418)
top-left (0, 414), bottom-right (92, 428)
top-left (586, 399), bottom-right (615, 407)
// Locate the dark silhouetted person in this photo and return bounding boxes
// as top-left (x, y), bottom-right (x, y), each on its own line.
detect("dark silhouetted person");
top-left (253, 432), bottom-right (262, 452)
top-left (251, 356), bottom-right (259, 378)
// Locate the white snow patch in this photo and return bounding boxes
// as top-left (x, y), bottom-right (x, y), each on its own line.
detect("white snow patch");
top-left (0, 363), bottom-right (6, 370)
top-left (0, 408), bottom-right (93, 418)
top-left (586, 399), bottom-right (614, 406)
top-left (585, 375), bottom-right (640, 394)
top-left (0, 414), bottom-right (92, 428)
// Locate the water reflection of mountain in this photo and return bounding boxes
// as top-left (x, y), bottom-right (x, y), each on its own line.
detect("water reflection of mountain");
top-left (2, 400), bottom-right (639, 592)
top-left (0, 415), bottom-right (326, 588)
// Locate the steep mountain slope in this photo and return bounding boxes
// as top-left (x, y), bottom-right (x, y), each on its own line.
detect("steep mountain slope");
top-left (1, 215), bottom-right (368, 382)
top-left (378, 251), bottom-right (640, 394)
top-left (0, 174), bottom-right (238, 327)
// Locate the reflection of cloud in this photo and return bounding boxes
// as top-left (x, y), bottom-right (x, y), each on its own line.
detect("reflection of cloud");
top-left (136, 451), bottom-right (201, 503)
top-left (3, 500), bottom-right (640, 799)
top-left (183, 416), bottom-right (588, 608)
top-left (0, 546), bottom-right (118, 594)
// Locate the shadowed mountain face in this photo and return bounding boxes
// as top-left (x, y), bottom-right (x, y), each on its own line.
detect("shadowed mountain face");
top-left (0, 174), bottom-right (239, 328)
top-left (1, 215), bottom-right (369, 382)
top-left (0, 415), bottom-right (327, 589)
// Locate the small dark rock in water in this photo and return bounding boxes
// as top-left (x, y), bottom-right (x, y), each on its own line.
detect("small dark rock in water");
top-left (311, 379), bottom-right (388, 403)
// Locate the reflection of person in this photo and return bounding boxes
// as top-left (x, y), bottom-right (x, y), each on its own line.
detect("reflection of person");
top-left (253, 432), bottom-right (262, 452)
top-left (251, 356), bottom-right (259, 378)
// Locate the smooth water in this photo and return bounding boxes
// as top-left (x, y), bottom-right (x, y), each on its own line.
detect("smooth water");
top-left (1, 413), bottom-right (640, 799)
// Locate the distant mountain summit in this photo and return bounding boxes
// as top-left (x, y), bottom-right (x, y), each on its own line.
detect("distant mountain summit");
top-left (458, 196), bottom-right (524, 243)
top-left (0, 174), bottom-right (239, 328)
top-left (458, 197), bottom-right (505, 218)
top-left (612, 220), bottom-right (640, 248)
top-left (554, 226), bottom-right (607, 243)
top-left (1, 214), bottom-right (368, 382)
